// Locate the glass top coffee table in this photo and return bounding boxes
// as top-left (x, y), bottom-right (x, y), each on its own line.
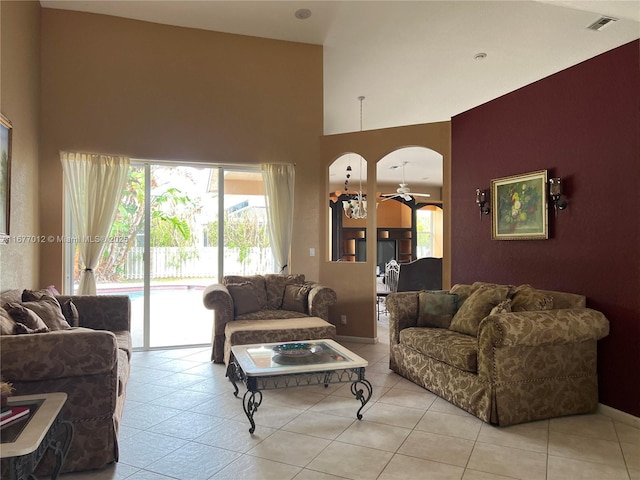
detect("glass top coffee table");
top-left (228, 339), bottom-right (373, 433)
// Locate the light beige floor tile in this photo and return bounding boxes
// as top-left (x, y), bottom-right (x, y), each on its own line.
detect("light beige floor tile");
top-left (622, 441), bottom-right (640, 470)
top-left (547, 455), bottom-right (631, 480)
top-left (210, 455), bottom-right (302, 480)
top-left (266, 388), bottom-right (328, 409)
top-left (360, 401), bottom-right (425, 429)
top-left (308, 394), bottom-right (373, 419)
top-left (282, 411), bottom-right (355, 440)
top-left (117, 430), bottom-right (189, 468)
top-left (428, 396), bottom-right (477, 418)
top-left (391, 376), bottom-right (432, 393)
top-left (145, 442), bottom-right (240, 480)
top-left (195, 418), bottom-right (276, 453)
top-left (335, 420), bottom-right (411, 452)
top-left (119, 403), bottom-right (182, 431)
top-left (616, 421), bottom-right (640, 445)
top-left (239, 402), bottom-right (306, 430)
top-left (630, 468), bottom-right (640, 480)
top-left (147, 410), bottom-right (223, 439)
top-left (462, 470), bottom-right (519, 480)
top-left (377, 453), bottom-right (464, 480)
top-left (550, 413), bottom-right (618, 441)
top-left (306, 442), bottom-right (394, 479)
top-left (378, 386), bottom-right (436, 410)
top-left (476, 421), bottom-right (548, 453)
top-left (248, 430), bottom-right (331, 467)
top-left (467, 442), bottom-right (547, 480)
top-left (191, 392), bottom-right (247, 419)
top-left (415, 411), bottom-right (483, 441)
top-left (549, 430), bottom-right (626, 468)
top-left (363, 370), bottom-right (401, 387)
top-left (398, 429), bottom-right (474, 467)
top-left (293, 470), bottom-right (351, 479)
top-left (126, 470), bottom-right (176, 479)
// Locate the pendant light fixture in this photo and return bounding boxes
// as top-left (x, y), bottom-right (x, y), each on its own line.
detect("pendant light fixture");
top-left (343, 96), bottom-right (367, 220)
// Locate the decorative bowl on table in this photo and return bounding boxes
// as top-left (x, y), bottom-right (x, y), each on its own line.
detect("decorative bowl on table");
top-left (272, 343), bottom-right (325, 364)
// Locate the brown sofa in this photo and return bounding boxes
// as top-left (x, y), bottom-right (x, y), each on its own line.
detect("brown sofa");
top-left (387, 282), bottom-right (609, 426)
top-left (203, 273), bottom-right (337, 364)
top-left (0, 290), bottom-right (131, 473)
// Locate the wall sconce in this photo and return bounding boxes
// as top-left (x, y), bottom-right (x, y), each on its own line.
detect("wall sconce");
top-left (549, 178), bottom-right (568, 217)
top-left (476, 188), bottom-right (490, 220)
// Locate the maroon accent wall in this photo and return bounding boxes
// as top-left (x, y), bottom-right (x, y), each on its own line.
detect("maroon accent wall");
top-left (451, 40), bottom-right (640, 417)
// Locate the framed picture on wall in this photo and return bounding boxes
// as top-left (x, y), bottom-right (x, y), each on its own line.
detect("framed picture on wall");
top-left (0, 114), bottom-right (11, 237)
top-left (491, 170), bottom-right (548, 240)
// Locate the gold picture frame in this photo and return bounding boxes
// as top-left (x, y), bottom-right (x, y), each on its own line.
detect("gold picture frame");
top-left (491, 170), bottom-right (548, 240)
top-left (0, 114), bottom-right (12, 237)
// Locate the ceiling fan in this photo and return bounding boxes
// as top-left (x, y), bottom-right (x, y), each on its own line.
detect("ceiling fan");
top-left (380, 162), bottom-right (431, 202)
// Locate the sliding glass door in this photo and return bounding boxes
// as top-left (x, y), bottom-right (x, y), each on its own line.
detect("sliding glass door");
top-left (67, 163), bottom-right (275, 349)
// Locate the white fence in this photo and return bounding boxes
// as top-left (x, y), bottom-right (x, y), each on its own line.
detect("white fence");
top-left (122, 246), bottom-right (276, 279)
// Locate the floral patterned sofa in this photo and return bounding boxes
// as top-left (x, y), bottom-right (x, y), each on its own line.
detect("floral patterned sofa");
top-left (203, 274), bottom-right (337, 364)
top-left (387, 282), bottom-right (610, 426)
top-left (0, 289), bottom-right (131, 473)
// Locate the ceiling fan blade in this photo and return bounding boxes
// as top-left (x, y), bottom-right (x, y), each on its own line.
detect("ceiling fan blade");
top-left (411, 193), bottom-right (432, 197)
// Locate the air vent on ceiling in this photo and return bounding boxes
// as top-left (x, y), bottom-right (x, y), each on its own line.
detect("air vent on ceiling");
top-left (587, 16), bottom-right (618, 31)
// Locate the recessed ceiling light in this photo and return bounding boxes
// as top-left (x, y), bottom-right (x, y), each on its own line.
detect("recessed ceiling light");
top-left (295, 9), bottom-right (312, 20)
top-left (474, 53), bottom-right (487, 61)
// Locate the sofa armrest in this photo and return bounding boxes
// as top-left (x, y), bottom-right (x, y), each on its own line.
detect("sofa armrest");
top-left (0, 328), bottom-right (118, 382)
top-left (56, 295), bottom-right (131, 332)
top-left (307, 284), bottom-right (337, 321)
top-left (202, 283), bottom-right (234, 363)
top-left (478, 308), bottom-right (610, 348)
top-left (386, 292), bottom-right (420, 344)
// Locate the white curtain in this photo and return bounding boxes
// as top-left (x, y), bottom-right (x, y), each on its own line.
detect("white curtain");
top-left (261, 164), bottom-right (295, 273)
top-left (61, 152), bottom-right (129, 295)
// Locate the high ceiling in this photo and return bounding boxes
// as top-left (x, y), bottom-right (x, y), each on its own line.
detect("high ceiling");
top-left (40, 0), bottom-right (640, 188)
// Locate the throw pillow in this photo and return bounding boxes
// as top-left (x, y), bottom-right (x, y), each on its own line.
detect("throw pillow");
top-left (224, 275), bottom-right (267, 310)
top-left (0, 307), bottom-right (15, 335)
top-left (61, 299), bottom-right (80, 327)
top-left (19, 291), bottom-right (71, 331)
top-left (281, 284), bottom-right (312, 314)
top-left (489, 299), bottom-right (512, 315)
top-left (448, 284), bottom-right (479, 305)
top-left (263, 274), bottom-right (306, 309)
top-left (227, 283), bottom-right (262, 317)
top-left (511, 285), bottom-right (554, 311)
top-left (449, 285), bottom-right (511, 337)
top-left (3, 303), bottom-right (50, 334)
top-left (417, 291), bottom-right (458, 328)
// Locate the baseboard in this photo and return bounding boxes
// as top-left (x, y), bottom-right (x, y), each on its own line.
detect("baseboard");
top-left (598, 403), bottom-right (640, 429)
top-left (335, 335), bottom-right (378, 344)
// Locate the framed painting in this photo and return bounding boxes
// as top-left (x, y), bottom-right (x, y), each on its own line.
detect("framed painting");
top-left (491, 170), bottom-right (548, 240)
top-left (0, 114), bottom-right (11, 237)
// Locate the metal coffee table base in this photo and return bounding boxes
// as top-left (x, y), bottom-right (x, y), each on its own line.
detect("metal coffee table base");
top-left (227, 362), bottom-right (373, 434)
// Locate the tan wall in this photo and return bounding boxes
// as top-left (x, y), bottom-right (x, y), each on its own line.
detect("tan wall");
top-left (0, 1), bottom-right (41, 291)
top-left (38, 9), bottom-right (323, 287)
top-left (320, 122), bottom-right (451, 340)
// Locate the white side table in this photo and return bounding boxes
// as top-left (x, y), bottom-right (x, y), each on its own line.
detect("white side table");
top-left (0, 392), bottom-right (73, 480)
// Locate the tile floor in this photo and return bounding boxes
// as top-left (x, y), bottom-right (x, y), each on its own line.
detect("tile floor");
top-left (58, 319), bottom-right (639, 480)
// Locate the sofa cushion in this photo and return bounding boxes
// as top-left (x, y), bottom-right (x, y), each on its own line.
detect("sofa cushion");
top-left (449, 285), bottom-right (512, 337)
top-left (19, 291), bottom-right (71, 331)
top-left (417, 291), bottom-right (458, 328)
top-left (4, 303), bottom-right (50, 333)
top-left (236, 309), bottom-right (312, 321)
top-left (227, 283), bottom-right (262, 317)
top-left (224, 275), bottom-right (267, 310)
top-left (0, 307), bottom-right (15, 335)
top-left (61, 299), bottom-right (80, 327)
top-left (400, 327), bottom-right (478, 373)
top-left (490, 299), bottom-right (512, 315)
top-left (448, 284), bottom-right (479, 305)
top-left (264, 274), bottom-right (306, 309)
top-left (282, 284), bottom-right (312, 314)
top-left (511, 285), bottom-right (554, 312)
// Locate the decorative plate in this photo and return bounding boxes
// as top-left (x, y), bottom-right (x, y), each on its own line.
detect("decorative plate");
top-left (272, 343), bottom-right (321, 357)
